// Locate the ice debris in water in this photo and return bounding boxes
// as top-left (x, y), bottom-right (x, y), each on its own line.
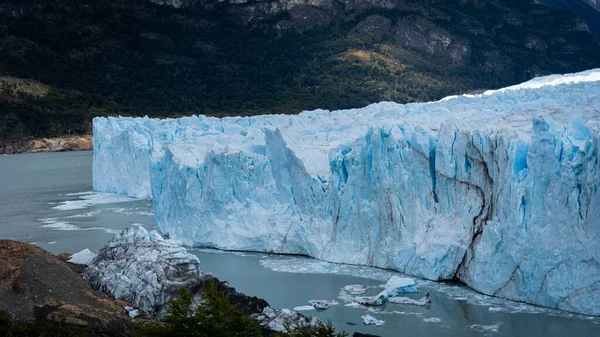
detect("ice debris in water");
top-left (93, 69), bottom-right (600, 316)
top-left (293, 305), bottom-right (315, 311)
top-left (252, 307), bottom-right (320, 332)
top-left (470, 322), bottom-right (502, 334)
top-left (423, 317), bottom-right (442, 323)
top-left (343, 285), bottom-right (369, 295)
top-left (53, 192), bottom-right (137, 211)
top-left (361, 314), bottom-right (385, 326)
top-left (67, 248), bottom-right (97, 265)
top-left (308, 300), bottom-right (339, 310)
top-left (388, 291), bottom-right (431, 306)
top-left (357, 276), bottom-right (416, 306)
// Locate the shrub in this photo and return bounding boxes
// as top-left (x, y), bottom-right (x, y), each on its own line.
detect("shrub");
top-left (133, 284), bottom-right (347, 337)
top-left (133, 284), bottom-right (262, 337)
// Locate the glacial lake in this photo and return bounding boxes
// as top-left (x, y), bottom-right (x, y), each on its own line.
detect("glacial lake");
top-left (1, 151), bottom-right (599, 337)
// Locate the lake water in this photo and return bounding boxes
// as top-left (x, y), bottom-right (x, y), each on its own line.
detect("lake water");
top-left (1, 151), bottom-right (599, 336)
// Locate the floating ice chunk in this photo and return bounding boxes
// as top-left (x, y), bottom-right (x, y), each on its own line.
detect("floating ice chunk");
top-left (361, 314), bottom-right (385, 326)
top-left (260, 257), bottom-right (397, 281)
top-left (40, 218), bottom-right (80, 231)
top-left (87, 227), bottom-right (120, 234)
top-left (343, 285), bottom-right (369, 295)
top-left (356, 296), bottom-right (382, 306)
top-left (65, 210), bottom-right (102, 218)
top-left (67, 248), bottom-right (97, 265)
top-left (293, 305), bottom-right (315, 311)
top-left (470, 322), bottom-right (502, 334)
top-left (308, 300), bottom-right (339, 310)
top-left (253, 307), bottom-right (320, 332)
top-left (53, 192), bottom-right (137, 211)
top-left (380, 276), bottom-right (417, 295)
top-left (358, 276), bottom-right (417, 306)
top-left (388, 291), bottom-right (431, 306)
top-left (423, 317), bottom-right (442, 323)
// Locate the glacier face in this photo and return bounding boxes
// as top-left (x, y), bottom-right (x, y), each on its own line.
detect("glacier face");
top-left (93, 69), bottom-right (600, 316)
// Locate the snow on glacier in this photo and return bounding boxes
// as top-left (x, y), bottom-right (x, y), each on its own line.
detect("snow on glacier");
top-left (92, 69), bottom-right (600, 316)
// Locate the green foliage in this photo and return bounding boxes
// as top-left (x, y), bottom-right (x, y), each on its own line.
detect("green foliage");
top-left (0, 311), bottom-right (82, 337)
top-left (133, 284), bottom-right (262, 337)
top-left (133, 285), bottom-right (348, 337)
top-left (274, 321), bottom-right (348, 337)
top-left (1, 0), bottom-right (599, 140)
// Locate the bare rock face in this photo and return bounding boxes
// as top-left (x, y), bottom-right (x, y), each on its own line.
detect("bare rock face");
top-left (349, 15), bottom-right (391, 42)
top-left (525, 35), bottom-right (548, 52)
top-left (394, 16), bottom-right (453, 56)
top-left (0, 135), bottom-right (92, 154)
top-left (392, 15), bottom-right (471, 66)
top-left (0, 240), bottom-right (133, 336)
top-left (148, 0), bottom-right (192, 8)
top-left (275, 5), bottom-right (333, 32)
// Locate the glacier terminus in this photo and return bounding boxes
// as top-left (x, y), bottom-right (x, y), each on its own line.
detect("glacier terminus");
top-left (93, 69), bottom-right (600, 317)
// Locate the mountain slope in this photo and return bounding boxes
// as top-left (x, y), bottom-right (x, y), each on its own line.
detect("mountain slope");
top-left (540, 0), bottom-right (600, 38)
top-left (1, 0), bottom-right (599, 140)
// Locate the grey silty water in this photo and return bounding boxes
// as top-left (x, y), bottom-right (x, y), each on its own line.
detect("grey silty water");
top-left (0, 151), bottom-right (599, 336)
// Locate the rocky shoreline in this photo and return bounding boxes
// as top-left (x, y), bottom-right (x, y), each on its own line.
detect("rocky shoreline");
top-left (0, 240), bottom-right (134, 336)
top-left (0, 227), bottom-right (379, 337)
top-left (0, 135), bottom-right (92, 155)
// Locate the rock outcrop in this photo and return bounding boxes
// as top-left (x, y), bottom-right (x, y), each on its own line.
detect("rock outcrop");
top-left (0, 135), bottom-right (92, 155)
top-left (0, 240), bottom-right (134, 336)
top-left (85, 226), bottom-right (319, 332)
top-left (84, 225), bottom-right (203, 318)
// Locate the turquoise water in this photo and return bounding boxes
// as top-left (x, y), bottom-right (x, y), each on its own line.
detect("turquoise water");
top-left (1, 151), bottom-right (599, 336)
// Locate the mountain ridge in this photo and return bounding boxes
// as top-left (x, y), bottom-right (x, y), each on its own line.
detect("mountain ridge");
top-left (540, 0), bottom-right (600, 38)
top-left (1, 0), bottom-right (599, 140)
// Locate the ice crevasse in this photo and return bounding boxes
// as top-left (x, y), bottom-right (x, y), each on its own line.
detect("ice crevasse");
top-left (93, 69), bottom-right (600, 316)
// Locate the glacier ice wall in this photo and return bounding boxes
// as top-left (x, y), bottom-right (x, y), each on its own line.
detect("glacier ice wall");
top-left (93, 69), bottom-right (600, 316)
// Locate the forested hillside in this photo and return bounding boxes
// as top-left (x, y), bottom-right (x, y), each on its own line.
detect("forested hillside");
top-left (1, 0), bottom-right (599, 140)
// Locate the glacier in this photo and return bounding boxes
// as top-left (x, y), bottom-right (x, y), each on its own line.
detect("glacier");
top-left (93, 69), bottom-right (600, 316)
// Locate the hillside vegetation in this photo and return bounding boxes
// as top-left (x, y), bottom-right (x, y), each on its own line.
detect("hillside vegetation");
top-left (1, 0), bottom-right (599, 139)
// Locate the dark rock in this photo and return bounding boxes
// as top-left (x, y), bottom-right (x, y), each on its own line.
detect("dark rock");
top-left (276, 5), bottom-right (333, 33)
top-left (0, 240), bottom-right (134, 336)
top-left (525, 35), bottom-right (548, 52)
top-left (353, 332), bottom-right (381, 337)
top-left (447, 41), bottom-right (472, 66)
top-left (201, 274), bottom-right (269, 316)
top-left (459, 16), bottom-right (487, 36)
top-left (350, 15), bottom-right (391, 42)
top-left (148, 0), bottom-right (192, 8)
top-left (394, 16), bottom-right (452, 56)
